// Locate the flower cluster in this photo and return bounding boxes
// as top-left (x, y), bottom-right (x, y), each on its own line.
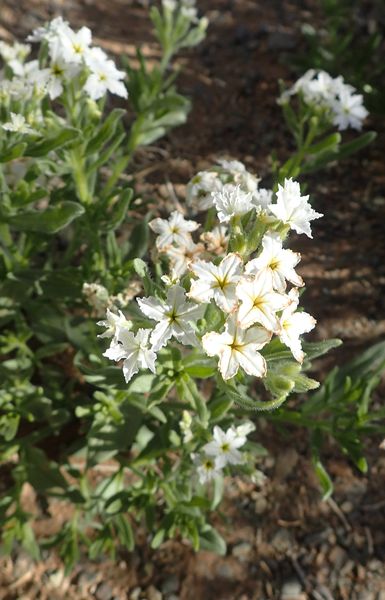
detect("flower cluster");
top-left (193, 423), bottom-right (254, 484)
top-left (186, 159), bottom-right (271, 213)
top-left (280, 69), bottom-right (368, 131)
top-left (0, 18), bottom-right (127, 107)
top-left (99, 163), bottom-right (321, 383)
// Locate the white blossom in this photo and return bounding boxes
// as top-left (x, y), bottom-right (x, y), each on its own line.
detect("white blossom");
top-left (332, 89), bottom-right (368, 131)
top-left (200, 224), bottom-right (229, 255)
top-left (236, 272), bottom-right (289, 332)
top-left (202, 315), bottom-right (271, 380)
top-left (245, 232), bottom-right (303, 292)
top-left (82, 282), bottom-right (110, 313)
top-left (218, 158), bottom-right (260, 195)
top-left (104, 328), bottom-right (157, 383)
top-left (278, 288), bottom-right (316, 362)
top-left (149, 210), bottom-right (199, 250)
top-left (2, 113), bottom-right (37, 135)
top-left (97, 307), bottom-right (132, 341)
top-left (188, 253), bottom-right (243, 313)
top-left (137, 285), bottom-right (204, 351)
top-left (193, 453), bottom-right (222, 484)
top-left (56, 25), bottom-right (92, 64)
top-left (84, 52), bottom-right (127, 100)
top-left (27, 17), bottom-right (70, 43)
top-left (164, 237), bottom-right (204, 276)
top-left (212, 184), bottom-right (254, 223)
top-left (203, 425), bottom-right (247, 468)
top-left (186, 170), bottom-right (223, 211)
top-left (268, 178), bottom-right (322, 238)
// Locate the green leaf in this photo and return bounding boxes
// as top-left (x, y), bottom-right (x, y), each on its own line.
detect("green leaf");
top-left (7, 201), bottom-right (85, 234)
top-left (25, 127), bottom-right (80, 157)
top-left (0, 142), bottom-right (27, 163)
top-left (199, 526), bottom-right (226, 555)
top-left (313, 457), bottom-right (333, 500)
top-left (86, 109), bottom-right (125, 154)
top-left (307, 132), bottom-right (341, 154)
top-left (113, 514), bottom-right (135, 551)
top-left (102, 188), bottom-right (133, 231)
top-left (302, 338), bottom-right (342, 361)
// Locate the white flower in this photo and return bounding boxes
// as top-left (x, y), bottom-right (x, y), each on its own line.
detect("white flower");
top-left (137, 285), bottom-right (204, 351)
top-left (97, 307), bottom-right (132, 341)
top-left (188, 253), bottom-right (243, 313)
top-left (218, 159), bottom-right (260, 195)
top-left (332, 89), bottom-right (368, 131)
top-left (202, 315), bottom-right (271, 380)
top-left (179, 410), bottom-right (193, 443)
top-left (278, 289), bottom-right (316, 363)
top-left (235, 421), bottom-right (255, 438)
top-left (236, 272), bottom-right (289, 332)
top-left (245, 232), bottom-right (303, 292)
top-left (203, 425), bottom-right (246, 468)
top-left (212, 184), bottom-right (254, 223)
top-left (84, 52), bottom-right (128, 100)
top-left (268, 178), bottom-right (322, 238)
top-left (56, 26), bottom-right (92, 64)
top-left (82, 282), bottom-right (110, 313)
top-left (251, 187), bottom-right (273, 211)
top-left (149, 210), bottom-right (199, 250)
top-left (27, 17), bottom-right (70, 43)
top-left (2, 113), bottom-right (37, 135)
top-left (200, 224), bottom-right (229, 255)
top-left (44, 40), bottom-right (80, 99)
top-left (186, 170), bottom-right (222, 211)
top-left (103, 328), bottom-right (157, 383)
top-left (164, 237), bottom-right (204, 276)
top-left (193, 453), bottom-right (222, 484)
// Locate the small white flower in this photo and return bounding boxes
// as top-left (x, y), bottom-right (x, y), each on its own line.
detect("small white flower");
top-left (202, 315), bottom-right (271, 380)
top-left (200, 225), bottom-right (229, 255)
top-left (137, 285), bottom-right (204, 351)
top-left (56, 25), bottom-right (92, 64)
top-left (188, 253), bottom-right (243, 313)
top-left (218, 158), bottom-right (261, 195)
top-left (278, 288), bottom-right (316, 363)
top-left (235, 421), bottom-right (255, 438)
top-left (97, 307), bottom-right (132, 341)
top-left (332, 89), bottom-right (368, 131)
top-left (2, 113), bottom-right (37, 135)
top-left (164, 238), bottom-right (204, 276)
top-left (84, 52), bottom-right (128, 100)
top-left (251, 187), bottom-right (273, 211)
top-left (186, 170), bottom-right (223, 211)
top-left (104, 328), bottom-right (157, 383)
top-left (149, 210), bottom-right (199, 250)
top-left (212, 184), bottom-right (254, 223)
top-left (268, 178), bottom-right (322, 238)
top-left (193, 453), bottom-right (222, 484)
top-left (27, 17), bottom-right (70, 43)
top-left (245, 232), bottom-right (303, 292)
top-left (203, 425), bottom-right (246, 468)
top-left (82, 282), bottom-right (110, 313)
top-left (44, 40), bottom-right (80, 99)
top-left (236, 272), bottom-right (289, 332)
top-left (179, 410), bottom-right (193, 443)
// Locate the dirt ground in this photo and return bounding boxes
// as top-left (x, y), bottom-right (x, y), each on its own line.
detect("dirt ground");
top-left (1, 0), bottom-right (385, 598)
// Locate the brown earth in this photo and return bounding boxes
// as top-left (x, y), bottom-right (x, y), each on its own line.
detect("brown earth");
top-left (1, 0), bottom-right (385, 599)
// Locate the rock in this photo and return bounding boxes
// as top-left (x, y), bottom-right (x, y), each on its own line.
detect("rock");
top-left (329, 545), bottom-right (347, 570)
top-left (271, 529), bottom-right (294, 553)
top-left (215, 562), bottom-right (238, 581)
top-left (232, 542), bottom-right (253, 563)
top-left (129, 588), bottom-right (142, 600)
top-left (147, 586), bottom-right (162, 600)
top-left (281, 579), bottom-right (302, 599)
top-left (254, 495), bottom-right (268, 514)
top-left (161, 574), bottom-right (179, 595)
top-left (275, 448), bottom-right (299, 481)
top-left (96, 582), bottom-right (114, 600)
